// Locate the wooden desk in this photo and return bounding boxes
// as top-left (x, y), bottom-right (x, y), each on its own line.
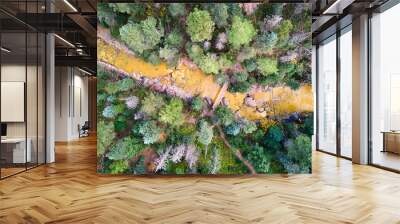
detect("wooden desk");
top-left (382, 131), bottom-right (400, 154)
top-left (1, 138), bottom-right (31, 163)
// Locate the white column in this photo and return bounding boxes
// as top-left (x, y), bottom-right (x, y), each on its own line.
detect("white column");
top-left (352, 14), bottom-right (369, 164)
top-left (46, 32), bottom-right (55, 163)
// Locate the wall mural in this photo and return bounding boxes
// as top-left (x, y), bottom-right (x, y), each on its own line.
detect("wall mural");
top-left (97, 3), bottom-right (313, 175)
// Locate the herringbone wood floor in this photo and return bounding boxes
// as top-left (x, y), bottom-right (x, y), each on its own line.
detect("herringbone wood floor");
top-left (0, 136), bottom-right (399, 224)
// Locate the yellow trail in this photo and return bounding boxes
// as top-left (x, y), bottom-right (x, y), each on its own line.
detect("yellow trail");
top-left (97, 38), bottom-right (313, 123)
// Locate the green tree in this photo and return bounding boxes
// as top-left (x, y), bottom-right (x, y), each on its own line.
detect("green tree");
top-left (215, 106), bottom-right (235, 126)
top-left (275, 20), bottom-right (293, 41)
top-left (104, 78), bottom-right (135, 95)
top-left (204, 3), bottom-right (229, 28)
top-left (246, 144), bottom-right (272, 173)
top-left (242, 120), bottom-right (257, 134)
top-left (107, 136), bottom-right (145, 160)
top-left (97, 121), bottom-right (115, 156)
top-left (168, 3), bottom-right (185, 17)
top-left (255, 32), bottom-right (278, 51)
top-left (159, 98), bottom-right (185, 127)
top-left (186, 9), bottom-right (215, 42)
top-left (263, 125), bottom-right (284, 151)
top-left (109, 3), bottom-right (146, 18)
top-left (257, 58), bottom-right (278, 76)
top-left (140, 93), bottom-right (165, 116)
top-left (109, 160), bottom-right (128, 174)
top-left (119, 17), bottom-right (163, 54)
top-left (243, 59), bottom-right (257, 73)
top-left (227, 16), bottom-right (257, 49)
top-left (226, 122), bottom-right (241, 136)
top-left (228, 81), bottom-right (251, 93)
top-left (102, 104), bottom-right (125, 119)
top-left (191, 96), bottom-right (204, 112)
top-left (165, 30), bottom-right (183, 48)
top-left (159, 47), bottom-right (179, 67)
top-left (285, 135), bottom-right (311, 173)
top-left (98, 3), bottom-right (115, 27)
top-left (197, 120), bottom-right (214, 145)
top-left (138, 120), bottom-right (161, 144)
top-left (198, 54), bottom-right (220, 75)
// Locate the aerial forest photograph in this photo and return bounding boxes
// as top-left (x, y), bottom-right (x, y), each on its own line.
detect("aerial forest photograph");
top-left (97, 2), bottom-right (313, 175)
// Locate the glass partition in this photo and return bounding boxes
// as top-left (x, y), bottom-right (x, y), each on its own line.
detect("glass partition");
top-left (0, 1), bottom-right (46, 179)
top-left (339, 27), bottom-right (352, 158)
top-left (370, 3), bottom-right (400, 171)
top-left (1, 31), bottom-right (28, 177)
top-left (317, 35), bottom-right (337, 154)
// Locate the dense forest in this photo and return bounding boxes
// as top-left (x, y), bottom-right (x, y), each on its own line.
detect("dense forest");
top-left (97, 3), bottom-right (313, 174)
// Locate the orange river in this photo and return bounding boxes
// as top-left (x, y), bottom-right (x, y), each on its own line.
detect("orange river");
top-left (97, 35), bottom-right (313, 124)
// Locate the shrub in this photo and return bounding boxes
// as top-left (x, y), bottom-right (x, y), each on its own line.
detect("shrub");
top-left (186, 9), bottom-right (215, 42)
top-left (228, 16), bottom-right (257, 49)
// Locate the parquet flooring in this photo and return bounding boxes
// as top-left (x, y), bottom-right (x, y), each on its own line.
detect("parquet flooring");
top-left (0, 136), bottom-right (399, 224)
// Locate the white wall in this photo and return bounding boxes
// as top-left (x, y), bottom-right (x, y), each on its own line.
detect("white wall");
top-left (55, 67), bottom-right (89, 141)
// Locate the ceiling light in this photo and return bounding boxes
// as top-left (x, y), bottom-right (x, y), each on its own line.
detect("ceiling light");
top-left (63, 0), bottom-right (78, 12)
top-left (78, 68), bottom-right (92, 76)
top-left (1, 47), bottom-right (11, 53)
top-left (54, 34), bottom-right (75, 48)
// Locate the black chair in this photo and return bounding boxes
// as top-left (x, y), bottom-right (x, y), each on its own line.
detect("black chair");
top-left (79, 121), bottom-right (90, 138)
